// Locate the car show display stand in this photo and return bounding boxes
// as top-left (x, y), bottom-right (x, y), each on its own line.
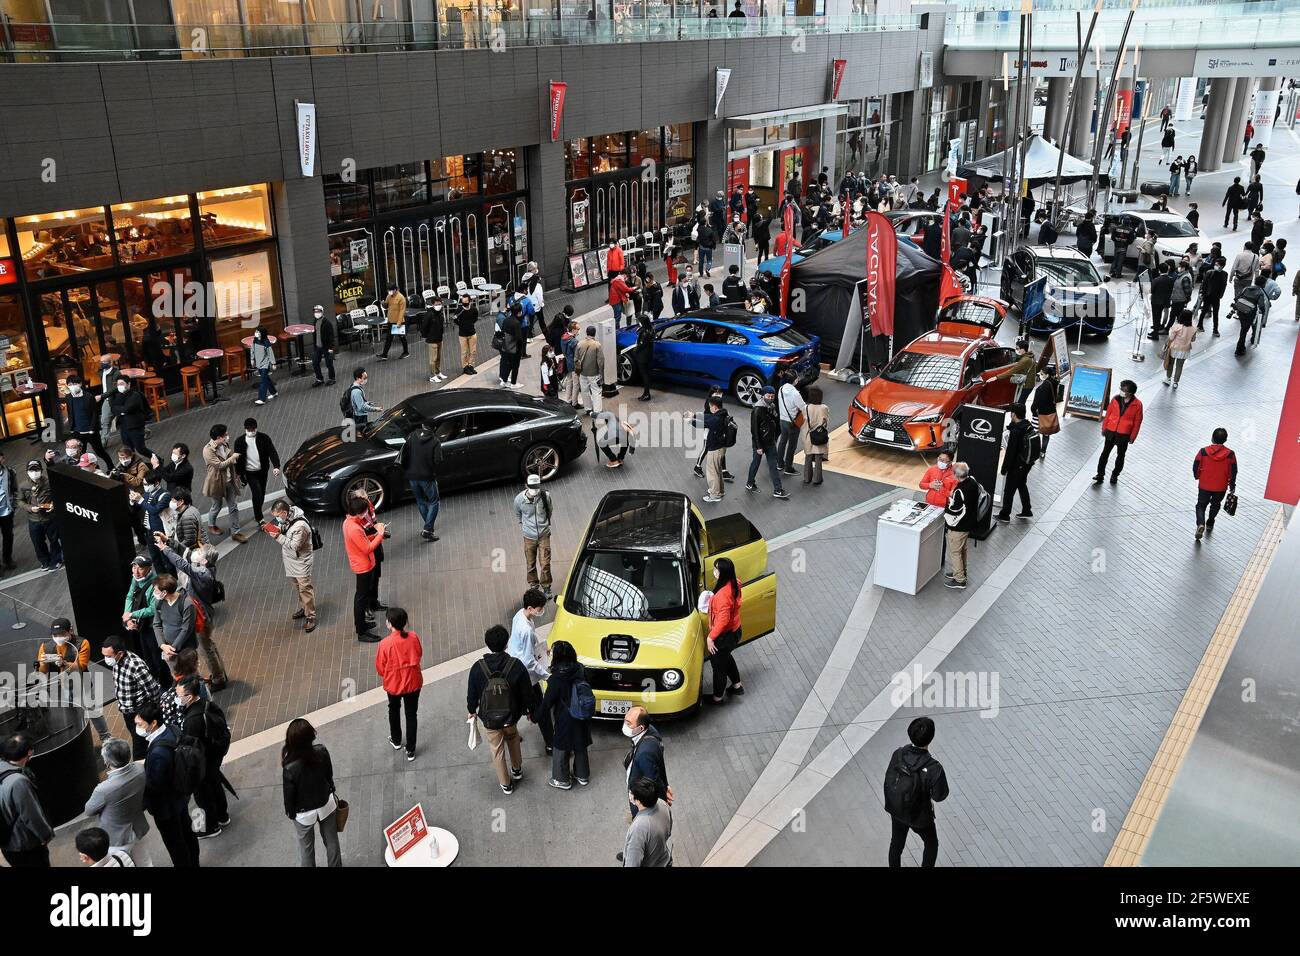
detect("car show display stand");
top-left (874, 499), bottom-right (945, 595)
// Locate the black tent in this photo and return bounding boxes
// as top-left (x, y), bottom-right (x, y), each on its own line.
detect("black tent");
top-left (788, 227), bottom-right (942, 369)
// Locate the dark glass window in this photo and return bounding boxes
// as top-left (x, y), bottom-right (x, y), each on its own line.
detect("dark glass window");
top-left (483, 149), bottom-right (522, 195)
top-left (373, 163), bottom-right (430, 213)
top-left (566, 137), bottom-right (591, 180)
top-left (325, 174), bottom-right (372, 225)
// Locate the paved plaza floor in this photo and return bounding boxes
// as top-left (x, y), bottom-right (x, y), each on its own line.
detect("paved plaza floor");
top-left (22, 114), bottom-right (1300, 867)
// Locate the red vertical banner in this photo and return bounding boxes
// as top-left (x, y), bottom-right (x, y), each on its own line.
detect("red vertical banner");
top-left (864, 211), bottom-right (897, 337)
top-left (831, 59), bottom-right (847, 100)
top-left (1265, 332), bottom-right (1300, 505)
top-left (1114, 88), bottom-right (1134, 137)
top-left (779, 203), bottom-right (796, 317)
top-left (727, 158), bottom-right (750, 220)
top-left (549, 81), bottom-right (568, 143)
top-left (939, 200), bottom-right (964, 305)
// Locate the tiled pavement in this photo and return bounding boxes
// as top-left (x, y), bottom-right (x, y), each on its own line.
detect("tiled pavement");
top-left (31, 118), bottom-right (1300, 866)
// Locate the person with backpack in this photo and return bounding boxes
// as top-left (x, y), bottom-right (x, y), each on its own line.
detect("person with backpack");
top-left (176, 674), bottom-right (232, 840)
top-left (75, 827), bottom-right (136, 868)
top-left (155, 539), bottom-right (228, 692)
top-left (0, 733), bottom-right (53, 867)
top-left (343, 495), bottom-right (386, 642)
top-left (268, 499), bottom-right (318, 633)
top-left (397, 418), bottom-right (443, 543)
top-left (134, 699), bottom-right (199, 867)
top-left (541, 640), bottom-right (593, 790)
top-left (509, 587), bottom-right (553, 752)
top-left (699, 393), bottom-right (732, 503)
top-left (943, 461), bottom-right (981, 591)
top-left (1094, 379), bottom-right (1143, 485)
top-left (996, 403), bottom-right (1038, 522)
top-left (467, 624), bottom-right (534, 794)
top-left (620, 706), bottom-right (672, 830)
top-left (375, 608), bottom-right (423, 762)
top-left (513, 474), bottom-right (554, 596)
top-left (1193, 427), bottom-right (1238, 542)
top-left (883, 716), bottom-right (949, 867)
top-left (1245, 176), bottom-right (1264, 218)
top-left (1199, 256), bottom-right (1229, 335)
top-left (282, 718), bottom-right (343, 867)
top-left (496, 302), bottom-right (522, 388)
top-left (343, 367), bottom-right (382, 426)
top-left (1233, 272), bottom-right (1270, 356)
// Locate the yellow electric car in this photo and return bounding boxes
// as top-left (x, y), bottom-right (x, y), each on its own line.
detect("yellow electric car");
top-left (549, 490), bottom-right (777, 719)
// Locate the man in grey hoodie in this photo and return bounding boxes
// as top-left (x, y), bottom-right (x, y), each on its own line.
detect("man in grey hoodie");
top-left (513, 474), bottom-right (554, 596)
top-left (622, 777), bottom-right (673, 867)
top-left (0, 733), bottom-right (54, 867)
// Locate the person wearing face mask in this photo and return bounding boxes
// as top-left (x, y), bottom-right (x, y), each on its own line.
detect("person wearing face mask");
top-left (58, 436), bottom-right (96, 472)
top-left (705, 557), bottom-right (744, 705)
top-left (152, 442), bottom-right (194, 496)
top-left (138, 470), bottom-right (173, 573)
top-left (250, 326), bottom-right (279, 405)
top-left (1094, 380), bottom-right (1143, 485)
top-left (421, 296), bottom-right (448, 383)
top-left (108, 377), bottom-right (151, 459)
top-left (267, 498), bottom-right (318, 632)
top-left (63, 374), bottom-right (109, 461)
top-left (0, 733), bottom-right (54, 868)
top-left (150, 573), bottom-right (198, 679)
top-left (202, 424), bottom-right (245, 542)
top-left (82, 740), bottom-right (150, 865)
top-left (122, 556), bottom-right (165, 680)
top-left (110, 446), bottom-right (150, 547)
top-left (455, 293), bottom-right (480, 376)
top-left (513, 474), bottom-right (554, 596)
top-left (134, 700), bottom-right (200, 867)
top-left (154, 539), bottom-right (228, 692)
top-left (100, 635), bottom-right (162, 762)
top-left (918, 450), bottom-right (958, 508)
top-left (96, 355), bottom-right (121, 438)
top-left (232, 417), bottom-right (281, 528)
top-left (163, 488), bottom-right (206, 555)
top-left (0, 450), bottom-right (16, 573)
top-left (309, 304), bottom-right (337, 388)
top-left (176, 674), bottom-right (234, 840)
top-left (34, 618), bottom-right (111, 744)
top-left (20, 460), bottom-right (63, 573)
top-left (466, 624), bottom-right (533, 794)
top-left (1030, 368), bottom-right (1060, 460)
top-left (620, 705), bottom-right (671, 841)
top-left (745, 386), bottom-right (787, 499)
top-left (507, 587), bottom-right (553, 755)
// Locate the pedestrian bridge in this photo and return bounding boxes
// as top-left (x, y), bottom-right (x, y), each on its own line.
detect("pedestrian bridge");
top-left (943, 0), bottom-right (1300, 78)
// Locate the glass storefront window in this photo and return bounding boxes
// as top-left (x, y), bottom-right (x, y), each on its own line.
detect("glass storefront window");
top-left (731, 127), bottom-right (764, 150)
top-left (170, 0), bottom-right (245, 57)
top-left (15, 207), bottom-right (113, 281)
top-left (374, 163), bottom-right (429, 213)
top-left (592, 133), bottom-right (627, 171)
top-left (665, 123), bottom-right (694, 160)
top-left (329, 229), bottom-right (376, 317)
top-left (110, 196), bottom-right (195, 264)
top-left (0, 290), bottom-right (35, 437)
top-left (207, 247), bottom-right (284, 350)
top-left (325, 174), bottom-right (372, 225)
top-left (630, 129), bottom-right (662, 166)
top-left (483, 149), bottom-right (522, 195)
top-left (198, 184), bottom-right (274, 247)
top-left (431, 155), bottom-right (481, 201)
top-left (566, 138), bottom-right (591, 181)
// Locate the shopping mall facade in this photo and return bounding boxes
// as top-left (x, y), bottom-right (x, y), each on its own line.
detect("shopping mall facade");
top-left (0, 3), bottom-right (973, 439)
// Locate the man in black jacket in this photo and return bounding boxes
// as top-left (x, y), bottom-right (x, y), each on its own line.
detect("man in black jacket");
top-left (1223, 176), bottom-right (1246, 229)
top-left (721, 264), bottom-right (746, 303)
top-left (398, 418), bottom-right (442, 541)
top-left (466, 625), bottom-right (533, 795)
top-left (943, 462), bottom-right (981, 590)
top-left (135, 699), bottom-right (199, 867)
top-left (309, 304), bottom-right (337, 388)
top-left (1199, 257), bottom-right (1229, 335)
top-left (622, 705), bottom-right (671, 817)
top-left (455, 294), bottom-right (479, 376)
top-left (232, 417), bottom-right (280, 526)
top-left (996, 404), bottom-right (1036, 522)
top-left (1148, 262), bottom-right (1175, 339)
top-left (177, 675), bottom-right (232, 840)
top-left (1108, 220), bottom-right (1136, 278)
top-left (884, 716), bottom-right (949, 867)
top-left (422, 298), bottom-right (448, 383)
top-left (110, 378), bottom-right (152, 459)
top-left (745, 386), bottom-right (788, 499)
top-left (633, 313), bottom-right (654, 401)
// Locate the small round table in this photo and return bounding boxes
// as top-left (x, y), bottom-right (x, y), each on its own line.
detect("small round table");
top-left (480, 282), bottom-right (504, 312)
top-left (382, 827), bottom-right (459, 867)
top-left (240, 335), bottom-right (277, 349)
top-left (118, 367), bottom-right (148, 379)
top-left (366, 316), bottom-right (387, 355)
top-left (196, 348), bottom-right (228, 403)
top-left (284, 324), bottom-right (315, 377)
top-left (16, 382), bottom-right (47, 444)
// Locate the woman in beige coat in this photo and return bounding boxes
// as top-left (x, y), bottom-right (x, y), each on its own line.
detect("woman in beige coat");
top-left (802, 385), bottom-right (830, 485)
top-left (1163, 309), bottom-right (1197, 388)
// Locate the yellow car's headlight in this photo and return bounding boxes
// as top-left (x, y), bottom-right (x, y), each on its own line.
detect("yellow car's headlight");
top-left (662, 669), bottom-right (684, 690)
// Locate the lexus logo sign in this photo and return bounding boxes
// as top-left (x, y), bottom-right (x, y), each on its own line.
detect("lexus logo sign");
top-left (972, 419), bottom-right (993, 435)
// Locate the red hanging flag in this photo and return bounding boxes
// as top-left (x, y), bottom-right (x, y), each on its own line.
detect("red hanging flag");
top-left (939, 200), bottom-right (964, 306)
top-left (864, 211), bottom-right (897, 337)
top-left (549, 81), bottom-right (568, 143)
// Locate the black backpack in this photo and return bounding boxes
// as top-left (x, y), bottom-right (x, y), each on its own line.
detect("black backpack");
top-left (476, 658), bottom-right (518, 730)
top-left (1263, 219), bottom-right (1274, 237)
top-left (722, 413), bottom-right (738, 448)
top-left (199, 701), bottom-right (232, 761)
top-left (339, 384), bottom-right (361, 417)
top-left (883, 748), bottom-right (928, 819)
top-left (290, 516), bottom-right (324, 551)
top-left (166, 732), bottom-right (207, 797)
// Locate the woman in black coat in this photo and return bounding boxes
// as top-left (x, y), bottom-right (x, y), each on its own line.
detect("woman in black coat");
top-left (281, 718), bottom-right (342, 867)
top-left (1030, 369), bottom-right (1059, 459)
top-left (541, 641), bottom-right (592, 789)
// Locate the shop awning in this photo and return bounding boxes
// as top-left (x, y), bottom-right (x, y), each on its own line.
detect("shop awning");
top-left (724, 103), bottom-right (849, 129)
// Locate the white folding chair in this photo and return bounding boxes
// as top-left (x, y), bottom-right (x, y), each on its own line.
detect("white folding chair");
top-left (347, 308), bottom-right (369, 350)
top-left (643, 231), bottom-right (662, 259)
top-left (470, 276), bottom-right (486, 289)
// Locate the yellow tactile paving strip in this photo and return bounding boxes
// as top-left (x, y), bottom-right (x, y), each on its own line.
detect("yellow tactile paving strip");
top-left (1105, 506), bottom-right (1288, 867)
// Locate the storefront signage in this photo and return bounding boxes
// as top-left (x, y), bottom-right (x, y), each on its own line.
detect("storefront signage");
top-left (947, 176), bottom-right (968, 205)
top-left (349, 239), bottom-right (370, 273)
top-left (714, 68), bottom-right (732, 119)
top-left (918, 51), bottom-right (934, 88)
top-left (568, 254), bottom-right (589, 289)
top-left (0, 258), bottom-right (16, 286)
top-left (1193, 48), bottom-right (1300, 76)
top-left (572, 197), bottom-right (588, 229)
top-left (666, 163), bottom-right (691, 200)
top-left (831, 59), bottom-right (848, 101)
top-left (1023, 51), bottom-right (1119, 77)
top-left (295, 101), bottom-right (317, 178)
top-left (1265, 331), bottom-right (1300, 505)
top-left (1065, 364), bottom-right (1111, 420)
top-left (334, 275), bottom-right (367, 311)
top-left (955, 404), bottom-right (1005, 514)
top-left (1251, 88), bottom-right (1280, 148)
top-left (384, 804), bottom-right (429, 861)
top-left (549, 81), bottom-right (568, 143)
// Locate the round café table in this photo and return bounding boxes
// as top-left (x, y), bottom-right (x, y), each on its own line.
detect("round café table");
top-left (480, 282), bottom-right (504, 312)
top-left (196, 348), bottom-right (228, 403)
top-left (366, 316), bottom-right (387, 355)
top-left (16, 381), bottom-right (47, 444)
top-left (284, 324), bottom-right (315, 377)
top-left (119, 367), bottom-right (148, 378)
top-left (240, 335), bottom-right (277, 348)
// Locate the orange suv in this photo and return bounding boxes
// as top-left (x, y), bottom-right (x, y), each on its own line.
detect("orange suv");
top-left (848, 296), bottom-right (1018, 453)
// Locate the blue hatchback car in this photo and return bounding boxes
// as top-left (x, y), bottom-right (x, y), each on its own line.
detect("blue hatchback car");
top-left (615, 307), bottom-right (821, 407)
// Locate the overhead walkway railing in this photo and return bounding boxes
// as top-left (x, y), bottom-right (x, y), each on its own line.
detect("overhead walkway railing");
top-left (0, 14), bottom-right (921, 64)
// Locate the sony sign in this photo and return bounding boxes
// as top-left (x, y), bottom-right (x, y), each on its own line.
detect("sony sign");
top-left (65, 501), bottom-right (99, 521)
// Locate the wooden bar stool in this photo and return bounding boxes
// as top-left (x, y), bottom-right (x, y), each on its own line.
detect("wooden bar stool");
top-left (222, 345), bottom-right (248, 384)
top-left (180, 365), bottom-right (206, 409)
top-left (142, 376), bottom-right (169, 420)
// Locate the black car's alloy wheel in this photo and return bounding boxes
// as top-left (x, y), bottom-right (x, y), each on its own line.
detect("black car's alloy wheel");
top-left (521, 442), bottom-right (562, 481)
top-left (341, 473), bottom-right (386, 512)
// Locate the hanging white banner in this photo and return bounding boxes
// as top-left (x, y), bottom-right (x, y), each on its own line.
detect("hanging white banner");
top-left (714, 68), bottom-right (732, 119)
top-left (296, 101), bottom-right (317, 178)
top-left (1174, 77), bottom-right (1197, 122)
top-left (1251, 89), bottom-right (1280, 148)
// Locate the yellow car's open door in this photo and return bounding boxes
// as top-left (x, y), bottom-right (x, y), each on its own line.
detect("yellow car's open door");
top-left (702, 513), bottom-right (777, 645)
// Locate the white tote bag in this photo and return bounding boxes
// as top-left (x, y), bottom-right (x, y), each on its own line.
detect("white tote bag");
top-left (467, 714), bottom-right (481, 750)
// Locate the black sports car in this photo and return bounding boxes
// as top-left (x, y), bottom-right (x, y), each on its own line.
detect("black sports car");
top-left (283, 388), bottom-right (588, 513)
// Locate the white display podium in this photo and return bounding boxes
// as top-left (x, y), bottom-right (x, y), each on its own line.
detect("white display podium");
top-left (383, 827), bottom-right (460, 867)
top-left (873, 499), bottom-right (946, 595)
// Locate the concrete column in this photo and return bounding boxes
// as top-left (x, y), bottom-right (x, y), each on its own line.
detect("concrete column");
top-left (1043, 77), bottom-right (1069, 144)
top-left (272, 177), bottom-right (333, 326)
top-left (894, 89), bottom-right (927, 178)
top-left (819, 117), bottom-right (839, 188)
top-left (1251, 75), bottom-right (1282, 147)
top-left (1223, 77), bottom-right (1254, 164)
top-left (1198, 76), bottom-right (1234, 172)
top-left (697, 119), bottom-right (728, 207)
top-left (1069, 76), bottom-right (1097, 160)
top-left (525, 140), bottom-right (567, 291)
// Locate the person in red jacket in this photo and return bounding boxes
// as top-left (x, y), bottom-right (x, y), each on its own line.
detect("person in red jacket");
top-left (375, 607), bottom-right (423, 760)
top-left (705, 556), bottom-right (744, 705)
top-left (608, 270), bottom-right (633, 327)
top-left (918, 450), bottom-right (958, 507)
top-left (343, 496), bottom-right (386, 642)
top-left (1193, 427), bottom-right (1237, 541)
top-left (605, 240), bottom-right (625, 278)
top-left (1093, 379), bottom-right (1143, 485)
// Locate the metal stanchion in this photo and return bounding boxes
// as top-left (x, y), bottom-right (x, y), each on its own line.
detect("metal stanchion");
top-left (10, 595), bottom-right (28, 629)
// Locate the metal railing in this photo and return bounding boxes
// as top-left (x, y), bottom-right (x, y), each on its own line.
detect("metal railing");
top-left (0, 14), bottom-right (921, 63)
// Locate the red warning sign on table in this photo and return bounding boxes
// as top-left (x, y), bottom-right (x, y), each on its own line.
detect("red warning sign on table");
top-left (385, 804), bottom-right (429, 860)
